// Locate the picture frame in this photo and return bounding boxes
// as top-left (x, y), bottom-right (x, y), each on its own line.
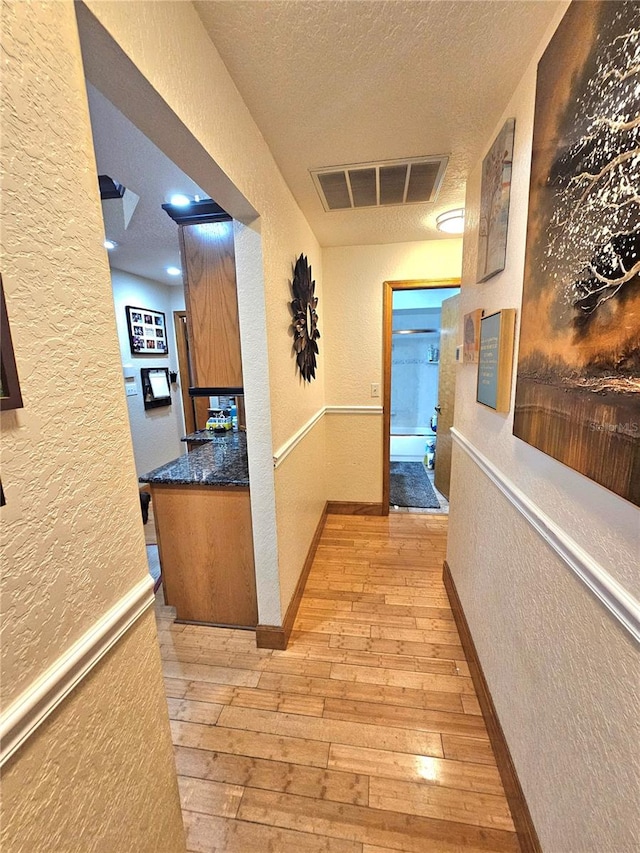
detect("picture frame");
top-left (476, 309), bottom-right (516, 412)
top-left (463, 309), bottom-right (483, 364)
top-left (125, 305), bottom-right (168, 355)
top-left (141, 367), bottom-right (172, 410)
top-left (477, 118), bottom-right (515, 283)
top-left (513, 0), bottom-right (639, 506)
top-left (0, 275), bottom-right (24, 411)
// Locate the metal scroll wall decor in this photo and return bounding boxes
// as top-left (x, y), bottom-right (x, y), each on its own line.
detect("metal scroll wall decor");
top-left (290, 254), bottom-right (320, 382)
top-left (513, 0), bottom-right (640, 506)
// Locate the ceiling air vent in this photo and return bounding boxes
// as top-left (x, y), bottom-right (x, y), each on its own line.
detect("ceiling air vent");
top-left (311, 156), bottom-right (448, 212)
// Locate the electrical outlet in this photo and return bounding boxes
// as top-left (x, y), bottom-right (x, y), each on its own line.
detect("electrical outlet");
top-left (370, 383), bottom-right (380, 398)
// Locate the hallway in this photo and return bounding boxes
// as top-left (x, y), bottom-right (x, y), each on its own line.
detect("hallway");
top-left (157, 513), bottom-right (519, 852)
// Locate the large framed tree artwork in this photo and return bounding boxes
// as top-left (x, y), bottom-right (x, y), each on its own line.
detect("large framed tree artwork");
top-left (513, 0), bottom-right (640, 506)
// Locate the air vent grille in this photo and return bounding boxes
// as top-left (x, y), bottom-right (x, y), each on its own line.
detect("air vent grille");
top-left (311, 156), bottom-right (447, 212)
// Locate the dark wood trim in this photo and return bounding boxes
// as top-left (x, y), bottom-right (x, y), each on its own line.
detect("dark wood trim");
top-left (381, 278), bottom-right (460, 515)
top-left (443, 560), bottom-right (542, 853)
top-left (256, 502), bottom-right (329, 650)
top-left (173, 311), bottom-right (196, 436)
top-left (326, 501), bottom-right (384, 516)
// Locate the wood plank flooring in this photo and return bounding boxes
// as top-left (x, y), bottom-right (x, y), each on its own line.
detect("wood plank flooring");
top-left (156, 512), bottom-right (520, 852)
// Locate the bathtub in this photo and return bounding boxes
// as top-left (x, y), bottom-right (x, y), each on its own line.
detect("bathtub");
top-left (390, 432), bottom-right (436, 462)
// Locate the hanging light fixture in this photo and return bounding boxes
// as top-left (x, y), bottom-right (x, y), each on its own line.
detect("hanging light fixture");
top-left (436, 208), bottom-right (465, 234)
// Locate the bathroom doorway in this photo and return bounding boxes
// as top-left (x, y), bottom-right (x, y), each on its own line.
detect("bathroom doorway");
top-left (382, 279), bottom-right (460, 513)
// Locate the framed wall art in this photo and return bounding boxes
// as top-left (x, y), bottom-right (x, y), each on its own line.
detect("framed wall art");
top-left (513, 0), bottom-right (640, 506)
top-left (463, 309), bottom-right (483, 364)
top-left (0, 275), bottom-right (24, 411)
top-left (477, 309), bottom-right (516, 413)
top-left (477, 118), bottom-right (515, 283)
top-left (125, 305), bottom-right (168, 355)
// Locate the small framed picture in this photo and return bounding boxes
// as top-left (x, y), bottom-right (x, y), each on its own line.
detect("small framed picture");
top-left (125, 306), bottom-right (168, 355)
top-left (463, 309), bottom-right (483, 364)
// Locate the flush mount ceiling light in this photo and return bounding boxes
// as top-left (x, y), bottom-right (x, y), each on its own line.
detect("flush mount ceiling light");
top-left (436, 208), bottom-right (465, 234)
top-left (166, 266), bottom-right (182, 276)
top-left (103, 239), bottom-right (118, 250)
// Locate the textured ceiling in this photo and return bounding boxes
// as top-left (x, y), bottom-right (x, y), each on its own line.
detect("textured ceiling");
top-left (194, 0), bottom-right (562, 246)
top-left (86, 83), bottom-right (206, 286)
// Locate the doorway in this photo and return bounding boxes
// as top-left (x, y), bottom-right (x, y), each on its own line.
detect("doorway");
top-left (382, 279), bottom-right (460, 514)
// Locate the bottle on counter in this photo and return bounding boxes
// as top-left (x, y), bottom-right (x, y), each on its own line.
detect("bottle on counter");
top-left (230, 401), bottom-right (238, 430)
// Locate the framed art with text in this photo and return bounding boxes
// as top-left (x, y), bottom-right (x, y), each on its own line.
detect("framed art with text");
top-left (513, 0), bottom-right (640, 506)
top-left (125, 305), bottom-right (168, 355)
top-left (477, 309), bottom-right (516, 413)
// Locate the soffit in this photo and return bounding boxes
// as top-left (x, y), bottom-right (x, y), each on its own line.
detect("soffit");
top-left (194, 0), bottom-right (562, 246)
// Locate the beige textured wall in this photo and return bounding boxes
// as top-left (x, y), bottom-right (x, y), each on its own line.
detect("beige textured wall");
top-left (274, 418), bottom-right (327, 614)
top-left (0, 2), bottom-right (184, 849)
top-left (1, 612), bottom-right (185, 853)
top-left (81, 0), bottom-right (326, 624)
top-left (325, 413), bottom-right (383, 503)
top-left (323, 240), bottom-right (462, 502)
top-left (447, 4), bottom-right (640, 850)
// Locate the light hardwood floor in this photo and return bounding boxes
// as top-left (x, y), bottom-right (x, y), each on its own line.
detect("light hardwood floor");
top-left (156, 512), bottom-right (520, 853)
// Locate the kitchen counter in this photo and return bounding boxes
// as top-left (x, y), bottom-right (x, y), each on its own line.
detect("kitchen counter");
top-left (138, 430), bottom-right (256, 627)
top-left (139, 431), bottom-right (248, 487)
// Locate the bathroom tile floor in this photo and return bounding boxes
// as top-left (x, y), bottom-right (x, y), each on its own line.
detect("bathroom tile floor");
top-left (155, 513), bottom-right (518, 852)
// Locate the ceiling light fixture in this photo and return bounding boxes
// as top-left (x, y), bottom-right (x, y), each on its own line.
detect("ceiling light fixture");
top-left (166, 266), bottom-right (182, 276)
top-left (169, 194), bottom-right (192, 207)
top-left (436, 208), bottom-right (465, 234)
top-left (103, 239), bottom-right (117, 250)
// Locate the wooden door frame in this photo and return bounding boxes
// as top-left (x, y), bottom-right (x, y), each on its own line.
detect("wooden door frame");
top-left (382, 278), bottom-right (461, 514)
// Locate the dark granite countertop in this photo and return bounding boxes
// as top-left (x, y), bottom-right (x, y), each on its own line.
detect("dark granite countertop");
top-left (139, 431), bottom-right (249, 486)
top-left (182, 429), bottom-right (242, 443)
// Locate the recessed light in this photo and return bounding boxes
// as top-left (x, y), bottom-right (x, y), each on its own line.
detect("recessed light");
top-left (166, 266), bottom-right (182, 276)
top-left (169, 194), bottom-right (191, 207)
top-left (103, 239), bottom-right (118, 250)
top-left (436, 208), bottom-right (465, 234)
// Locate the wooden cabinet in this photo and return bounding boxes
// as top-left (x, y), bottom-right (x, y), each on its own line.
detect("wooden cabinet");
top-left (179, 219), bottom-right (243, 390)
top-left (152, 483), bottom-right (257, 627)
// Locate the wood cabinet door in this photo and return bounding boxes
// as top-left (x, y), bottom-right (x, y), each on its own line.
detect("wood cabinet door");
top-left (153, 484), bottom-right (257, 627)
top-left (180, 220), bottom-right (243, 389)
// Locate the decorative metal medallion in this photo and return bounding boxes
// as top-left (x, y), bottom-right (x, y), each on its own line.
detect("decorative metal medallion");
top-left (291, 254), bottom-right (320, 382)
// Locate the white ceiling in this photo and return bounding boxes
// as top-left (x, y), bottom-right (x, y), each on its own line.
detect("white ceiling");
top-left (86, 83), bottom-right (206, 286)
top-left (85, 1), bottom-right (563, 285)
top-left (194, 0), bottom-right (562, 246)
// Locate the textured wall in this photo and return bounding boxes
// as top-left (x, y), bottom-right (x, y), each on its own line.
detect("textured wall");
top-left (81, 0), bottom-right (326, 625)
top-left (322, 240), bottom-right (462, 501)
top-left (1, 612), bottom-right (186, 853)
top-left (447, 3), bottom-right (640, 849)
top-left (2, 0), bottom-right (146, 704)
top-left (447, 449), bottom-right (640, 852)
top-left (325, 413), bottom-right (383, 503)
top-left (0, 2), bottom-right (184, 848)
top-left (111, 269), bottom-right (185, 476)
top-left (274, 417), bottom-right (327, 614)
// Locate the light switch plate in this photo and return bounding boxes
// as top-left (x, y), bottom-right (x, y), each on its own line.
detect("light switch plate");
top-left (371, 383), bottom-right (380, 398)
